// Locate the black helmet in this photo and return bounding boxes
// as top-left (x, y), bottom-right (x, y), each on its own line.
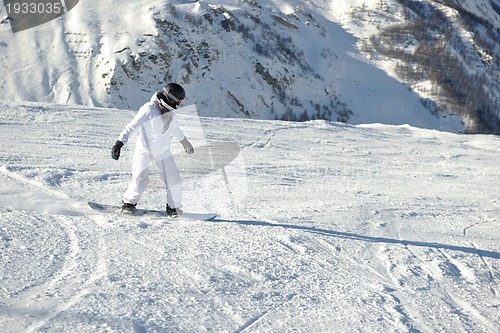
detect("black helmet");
top-left (158, 83), bottom-right (186, 109)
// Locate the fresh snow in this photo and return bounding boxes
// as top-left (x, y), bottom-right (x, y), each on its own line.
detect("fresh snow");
top-left (1, 102), bottom-right (499, 332)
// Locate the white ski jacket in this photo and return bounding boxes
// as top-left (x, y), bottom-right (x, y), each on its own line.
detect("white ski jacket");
top-left (118, 97), bottom-right (185, 159)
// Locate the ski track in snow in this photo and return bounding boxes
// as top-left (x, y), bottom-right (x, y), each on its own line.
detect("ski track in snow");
top-left (0, 104), bottom-right (499, 332)
top-left (0, 212), bottom-right (108, 332)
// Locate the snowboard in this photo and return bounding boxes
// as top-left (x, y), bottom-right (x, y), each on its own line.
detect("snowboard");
top-left (88, 202), bottom-right (217, 221)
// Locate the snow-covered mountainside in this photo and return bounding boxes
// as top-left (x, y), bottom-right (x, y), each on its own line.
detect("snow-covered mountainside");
top-left (331, 0), bottom-right (500, 133)
top-left (0, 0), bottom-right (478, 132)
top-left (0, 102), bottom-right (499, 332)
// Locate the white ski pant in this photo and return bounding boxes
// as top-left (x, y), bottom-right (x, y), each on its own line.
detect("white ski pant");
top-left (123, 149), bottom-right (182, 208)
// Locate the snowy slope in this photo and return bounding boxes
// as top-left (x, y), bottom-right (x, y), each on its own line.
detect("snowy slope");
top-left (0, 0), bottom-right (464, 131)
top-left (0, 102), bottom-right (499, 332)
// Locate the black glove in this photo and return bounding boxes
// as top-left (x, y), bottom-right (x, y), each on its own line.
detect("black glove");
top-left (111, 140), bottom-right (124, 160)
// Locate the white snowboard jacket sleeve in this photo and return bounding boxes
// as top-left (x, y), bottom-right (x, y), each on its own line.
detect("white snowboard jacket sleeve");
top-left (118, 104), bottom-right (153, 144)
top-left (117, 103), bottom-right (186, 146)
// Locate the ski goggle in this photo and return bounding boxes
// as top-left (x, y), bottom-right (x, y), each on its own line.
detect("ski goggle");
top-left (159, 96), bottom-right (184, 110)
top-left (167, 92), bottom-right (184, 108)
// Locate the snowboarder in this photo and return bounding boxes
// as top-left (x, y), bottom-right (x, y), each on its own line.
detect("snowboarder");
top-left (110, 83), bottom-right (194, 217)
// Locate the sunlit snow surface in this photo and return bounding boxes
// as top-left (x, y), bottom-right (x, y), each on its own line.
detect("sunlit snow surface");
top-left (0, 102), bottom-right (498, 332)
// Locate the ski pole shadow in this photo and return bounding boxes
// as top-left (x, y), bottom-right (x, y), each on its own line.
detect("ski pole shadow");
top-left (212, 218), bottom-right (500, 260)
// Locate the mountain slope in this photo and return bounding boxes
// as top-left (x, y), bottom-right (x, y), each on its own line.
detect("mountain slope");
top-left (0, 102), bottom-right (499, 332)
top-left (328, 0), bottom-right (500, 133)
top-left (0, 0), bottom-right (464, 132)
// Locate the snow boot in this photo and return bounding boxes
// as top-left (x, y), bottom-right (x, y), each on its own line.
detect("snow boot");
top-left (122, 202), bottom-right (137, 214)
top-left (166, 204), bottom-right (181, 218)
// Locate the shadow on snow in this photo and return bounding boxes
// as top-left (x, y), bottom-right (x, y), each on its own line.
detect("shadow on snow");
top-left (213, 218), bottom-right (500, 260)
